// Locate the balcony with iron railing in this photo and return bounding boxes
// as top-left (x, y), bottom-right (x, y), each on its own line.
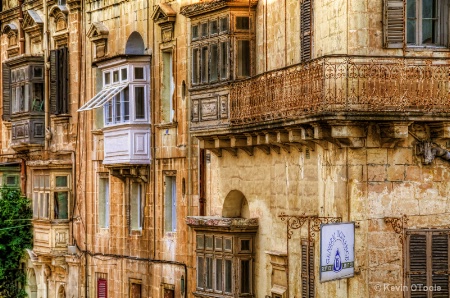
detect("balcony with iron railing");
top-left (228, 55), bottom-right (450, 126)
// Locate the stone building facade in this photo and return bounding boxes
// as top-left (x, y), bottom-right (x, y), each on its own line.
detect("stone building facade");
top-left (1, 0), bottom-right (450, 298)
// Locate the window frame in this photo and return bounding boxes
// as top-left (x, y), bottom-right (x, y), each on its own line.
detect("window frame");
top-left (98, 174), bottom-right (110, 229)
top-left (130, 180), bottom-right (144, 232)
top-left (406, 0), bottom-right (448, 47)
top-left (164, 174), bottom-right (177, 233)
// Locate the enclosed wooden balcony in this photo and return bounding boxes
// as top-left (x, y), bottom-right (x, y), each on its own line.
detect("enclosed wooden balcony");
top-left (192, 55), bottom-right (450, 153)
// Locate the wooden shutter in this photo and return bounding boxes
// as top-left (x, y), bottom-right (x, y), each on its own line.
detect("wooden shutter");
top-left (301, 240), bottom-right (314, 298)
top-left (383, 0), bottom-right (404, 48)
top-left (50, 50), bottom-right (58, 115)
top-left (130, 283), bottom-right (141, 298)
top-left (408, 233), bottom-right (427, 296)
top-left (56, 47), bottom-right (69, 114)
top-left (431, 233), bottom-right (449, 296)
top-left (301, 0), bottom-right (312, 62)
top-left (2, 63), bottom-right (11, 121)
top-left (97, 278), bottom-right (107, 298)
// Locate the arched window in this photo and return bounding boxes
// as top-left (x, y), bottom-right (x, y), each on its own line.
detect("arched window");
top-left (125, 32), bottom-right (145, 55)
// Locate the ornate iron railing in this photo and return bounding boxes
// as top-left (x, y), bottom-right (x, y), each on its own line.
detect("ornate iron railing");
top-left (230, 56), bottom-right (450, 124)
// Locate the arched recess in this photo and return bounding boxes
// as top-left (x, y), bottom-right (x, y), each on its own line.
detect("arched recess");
top-left (57, 284), bottom-right (66, 298)
top-left (222, 190), bottom-right (250, 218)
top-left (27, 268), bottom-right (37, 298)
top-left (125, 31), bottom-right (145, 55)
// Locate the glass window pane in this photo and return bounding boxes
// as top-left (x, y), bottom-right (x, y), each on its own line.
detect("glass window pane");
top-left (104, 72), bottom-right (110, 85)
top-left (33, 192), bottom-right (39, 218)
top-left (236, 16), bottom-right (250, 30)
top-left (123, 87), bottom-right (130, 121)
top-left (215, 237), bottom-right (222, 251)
top-left (407, 0), bottom-right (416, 18)
top-left (206, 257), bottom-right (213, 289)
top-left (205, 236), bottom-right (213, 250)
top-left (220, 42), bottom-right (228, 80)
top-left (99, 177), bottom-right (109, 228)
top-left (197, 234), bottom-right (204, 249)
top-left (422, 19), bottom-right (437, 44)
top-left (135, 86), bottom-right (145, 119)
top-left (201, 23), bottom-right (208, 37)
top-left (201, 47), bottom-right (208, 83)
top-left (225, 259), bottom-right (232, 292)
top-left (56, 176), bottom-right (68, 187)
top-left (54, 191), bottom-right (68, 219)
top-left (192, 25), bottom-right (199, 39)
top-left (241, 239), bottom-right (250, 251)
top-left (32, 83), bottom-right (44, 111)
top-left (220, 16), bottom-right (229, 32)
top-left (237, 40), bottom-right (250, 77)
top-left (241, 260), bottom-right (250, 293)
top-left (210, 44), bottom-right (218, 82)
top-left (121, 68), bottom-right (128, 81)
top-left (422, 0), bottom-right (434, 18)
top-left (130, 183), bottom-right (142, 230)
top-left (197, 256), bottom-right (204, 288)
top-left (33, 66), bottom-right (43, 78)
top-left (134, 67), bottom-right (144, 80)
top-left (216, 259), bottom-right (223, 291)
top-left (115, 95), bottom-right (121, 122)
top-left (44, 175), bottom-right (50, 188)
top-left (113, 70), bottom-right (119, 83)
top-left (105, 101), bottom-right (113, 124)
top-left (210, 20), bottom-right (218, 35)
top-left (224, 238), bottom-right (232, 251)
top-left (192, 49), bottom-right (199, 84)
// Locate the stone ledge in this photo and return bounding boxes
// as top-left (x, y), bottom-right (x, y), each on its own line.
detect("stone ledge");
top-left (186, 216), bottom-right (258, 231)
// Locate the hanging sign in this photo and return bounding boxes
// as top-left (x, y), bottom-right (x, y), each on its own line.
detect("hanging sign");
top-left (320, 222), bottom-right (355, 282)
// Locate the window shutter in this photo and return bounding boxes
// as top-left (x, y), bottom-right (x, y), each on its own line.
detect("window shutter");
top-left (50, 50), bottom-right (58, 114)
top-left (56, 47), bottom-right (69, 114)
top-left (301, 240), bottom-right (314, 298)
top-left (301, 0), bottom-right (312, 62)
top-left (97, 278), bottom-right (107, 298)
top-left (431, 233), bottom-right (449, 296)
top-left (408, 234), bottom-right (427, 292)
top-left (383, 0), bottom-right (404, 48)
top-left (2, 63), bottom-right (11, 121)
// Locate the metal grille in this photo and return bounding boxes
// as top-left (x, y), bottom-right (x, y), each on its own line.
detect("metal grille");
top-left (230, 56), bottom-right (450, 124)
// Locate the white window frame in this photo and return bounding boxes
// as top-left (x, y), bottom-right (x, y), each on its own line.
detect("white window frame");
top-left (164, 175), bottom-right (177, 233)
top-left (98, 175), bottom-right (110, 229)
top-left (130, 180), bottom-right (143, 231)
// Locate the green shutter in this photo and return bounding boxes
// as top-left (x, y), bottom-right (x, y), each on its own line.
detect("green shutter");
top-left (2, 63), bottom-right (11, 121)
top-left (383, 0), bottom-right (405, 48)
top-left (50, 50), bottom-right (57, 114)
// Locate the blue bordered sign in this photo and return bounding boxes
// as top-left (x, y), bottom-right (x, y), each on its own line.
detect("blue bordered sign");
top-left (320, 222), bottom-right (355, 282)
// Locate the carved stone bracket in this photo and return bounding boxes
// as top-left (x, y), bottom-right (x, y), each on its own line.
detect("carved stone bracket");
top-left (384, 215), bottom-right (408, 243)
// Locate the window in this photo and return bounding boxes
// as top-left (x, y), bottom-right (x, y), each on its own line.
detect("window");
top-left (32, 171), bottom-right (70, 220)
top-left (130, 181), bottom-right (143, 231)
top-left (406, 230), bottom-right (450, 297)
top-left (201, 47), bottom-right (208, 83)
top-left (32, 173), bottom-right (50, 219)
top-left (3, 174), bottom-right (19, 187)
top-left (195, 233), bottom-right (254, 295)
top-left (192, 25), bottom-right (199, 40)
top-left (210, 19), bottom-right (218, 35)
top-left (161, 51), bottom-right (174, 123)
top-left (235, 16), bottom-right (250, 30)
top-left (10, 66), bottom-right (44, 114)
top-left (301, 0), bottom-right (313, 61)
top-left (406, 0), bottom-right (448, 46)
top-left (384, 0), bottom-right (449, 48)
top-left (98, 176), bottom-right (109, 229)
top-left (79, 63), bottom-right (149, 125)
top-left (164, 175), bottom-right (176, 232)
top-left (192, 48), bottom-right (200, 84)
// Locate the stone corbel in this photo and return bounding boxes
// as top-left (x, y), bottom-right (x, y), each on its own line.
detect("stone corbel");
top-left (214, 137), bottom-right (237, 156)
top-left (256, 134), bottom-right (273, 154)
top-left (199, 138), bottom-right (222, 157)
top-left (66, 0), bottom-right (82, 11)
top-left (329, 121), bottom-right (366, 148)
top-left (286, 128), bottom-right (315, 151)
top-left (230, 136), bottom-right (253, 156)
top-left (429, 122), bottom-right (450, 140)
top-left (379, 122), bottom-right (410, 148)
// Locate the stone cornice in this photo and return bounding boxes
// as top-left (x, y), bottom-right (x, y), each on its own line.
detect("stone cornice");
top-left (180, 0), bottom-right (258, 18)
top-left (186, 216), bottom-right (258, 232)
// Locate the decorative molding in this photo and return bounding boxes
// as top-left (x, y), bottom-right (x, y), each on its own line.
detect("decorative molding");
top-left (22, 10), bottom-right (44, 44)
top-left (279, 213), bottom-right (342, 242)
top-left (2, 23), bottom-right (19, 57)
top-left (87, 22), bottom-right (109, 58)
top-left (152, 3), bottom-right (176, 42)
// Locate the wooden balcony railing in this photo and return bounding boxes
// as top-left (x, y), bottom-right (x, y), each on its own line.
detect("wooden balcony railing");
top-left (230, 56), bottom-right (450, 124)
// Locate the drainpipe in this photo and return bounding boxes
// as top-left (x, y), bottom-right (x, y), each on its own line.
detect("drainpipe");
top-left (20, 158), bottom-right (26, 194)
top-left (199, 148), bottom-right (205, 216)
top-left (423, 142), bottom-right (450, 164)
top-left (43, 0), bottom-right (49, 152)
top-left (18, 0), bottom-right (25, 54)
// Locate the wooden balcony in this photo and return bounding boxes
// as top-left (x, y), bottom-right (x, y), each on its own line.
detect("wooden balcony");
top-left (229, 55), bottom-right (450, 126)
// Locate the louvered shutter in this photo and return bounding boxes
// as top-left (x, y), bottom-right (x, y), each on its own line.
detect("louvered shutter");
top-left (301, 0), bottom-right (312, 62)
top-left (2, 63), bottom-right (11, 121)
top-left (431, 233), bottom-right (449, 296)
top-left (408, 233), bottom-right (427, 297)
top-left (56, 47), bottom-right (69, 114)
top-left (383, 0), bottom-right (405, 48)
top-left (50, 50), bottom-right (57, 114)
top-left (97, 278), bottom-right (107, 298)
top-left (301, 240), bottom-right (314, 298)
